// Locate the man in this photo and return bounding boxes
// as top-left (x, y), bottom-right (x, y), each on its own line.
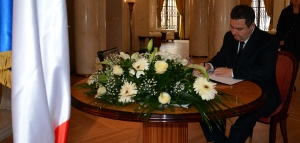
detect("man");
top-left (200, 5), bottom-right (281, 143)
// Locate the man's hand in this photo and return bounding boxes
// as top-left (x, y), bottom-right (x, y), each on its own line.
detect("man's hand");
top-left (212, 67), bottom-right (232, 77)
top-left (200, 63), bottom-right (211, 71)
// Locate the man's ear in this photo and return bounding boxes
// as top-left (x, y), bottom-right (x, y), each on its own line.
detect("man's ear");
top-left (250, 22), bottom-right (255, 30)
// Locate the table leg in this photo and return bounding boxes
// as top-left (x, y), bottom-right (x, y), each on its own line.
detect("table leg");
top-left (161, 32), bottom-right (166, 41)
top-left (143, 122), bottom-right (188, 143)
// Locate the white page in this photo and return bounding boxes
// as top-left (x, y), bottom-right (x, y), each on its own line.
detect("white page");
top-left (208, 72), bottom-right (244, 85)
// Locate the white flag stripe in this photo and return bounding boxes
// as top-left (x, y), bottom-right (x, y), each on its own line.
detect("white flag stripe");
top-left (12, 0), bottom-right (70, 142)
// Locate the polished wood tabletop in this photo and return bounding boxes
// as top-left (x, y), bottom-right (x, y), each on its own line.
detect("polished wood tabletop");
top-left (71, 78), bottom-right (265, 122)
top-left (71, 78), bottom-right (265, 143)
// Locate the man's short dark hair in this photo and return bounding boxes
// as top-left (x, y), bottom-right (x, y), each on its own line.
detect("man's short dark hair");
top-left (230, 4), bottom-right (255, 27)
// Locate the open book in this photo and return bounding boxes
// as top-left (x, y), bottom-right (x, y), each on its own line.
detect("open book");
top-left (208, 72), bottom-right (244, 85)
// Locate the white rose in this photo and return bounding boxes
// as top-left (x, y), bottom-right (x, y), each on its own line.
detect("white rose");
top-left (155, 61), bottom-right (168, 74)
top-left (95, 85), bottom-right (106, 98)
top-left (120, 52), bottom-right (130, 59)
top-left (113, 65), bottom-right (124, 76)
top-left (131, 52), bottom-right (139, 60)
top-left (158, 92), bottom-right (171, 104)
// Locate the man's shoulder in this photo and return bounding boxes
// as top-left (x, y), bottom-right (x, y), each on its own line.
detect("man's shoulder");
top-left (258, 29), bottom-right (273, 37)
top-left (225, 31), bottom-right (232, 36)
top-left (224, 31), bottom-right (234, 39)
top-left (255, 28), bottom-right (277, 41)
top-left (247, 28), bottom-right (279, 49)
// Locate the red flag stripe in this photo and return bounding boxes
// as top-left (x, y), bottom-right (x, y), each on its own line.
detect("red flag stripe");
top-left (55, 120), bottom-right (70, 143)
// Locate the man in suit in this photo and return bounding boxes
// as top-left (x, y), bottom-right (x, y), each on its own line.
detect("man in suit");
top-left (199, 5), bottom-right (281, 143)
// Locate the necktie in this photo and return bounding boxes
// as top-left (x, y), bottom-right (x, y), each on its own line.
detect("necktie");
top-left (237, 42), bottom-right (245, 60)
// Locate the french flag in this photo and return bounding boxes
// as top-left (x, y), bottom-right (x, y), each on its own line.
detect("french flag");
top-left (11, 0), bottom-right (71, 142)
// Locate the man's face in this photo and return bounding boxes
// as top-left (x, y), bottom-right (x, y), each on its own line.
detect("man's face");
top-left (230, 19), bottom-right (254, 42)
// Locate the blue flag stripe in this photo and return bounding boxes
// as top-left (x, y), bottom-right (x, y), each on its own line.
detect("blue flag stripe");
top-left (0, 0), bottom-right (13, 52)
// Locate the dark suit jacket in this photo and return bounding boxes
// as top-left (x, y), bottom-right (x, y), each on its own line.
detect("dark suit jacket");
top-left (209, 27), bottom-right (281, 114)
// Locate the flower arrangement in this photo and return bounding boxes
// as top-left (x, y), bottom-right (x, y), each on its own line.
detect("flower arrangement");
top-left (85, 39), bottom-right (233, 126)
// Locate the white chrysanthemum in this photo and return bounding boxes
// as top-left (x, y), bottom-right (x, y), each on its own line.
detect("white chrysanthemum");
top-left (87, 75), bottom-right (96, 85)
top-left (158, 92), bottom-right (171, 104)
top-left (120, 52), bottom-right (130, 59)
top-left (132, 58), bottom-right (149, 71)
top-left (119, 82), bottom-right (138, 103)
top-left (112, 65), bottom-right (124, 76)
top-left (155, 61), bottom-right (168, 74)
top-left (95, 85), bottom-right (107, 98)
top-left (131, 52), bottom-right (139, 60)
top-left (193, 77), bottom-right (217, 101)
top-left (129, 68), bottom-right (135, 76)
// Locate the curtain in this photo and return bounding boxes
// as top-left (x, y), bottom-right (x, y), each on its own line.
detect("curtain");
top-left (176, 0), bottom-right (185, 39)
top-left (264, 0), bottom-right (273, 30)
top-left (157, 0), bottom-right (164, 28)
top-left (240, 0), bottom-right (252, 6)
top-left (240, 0), bottom-right (273, 30)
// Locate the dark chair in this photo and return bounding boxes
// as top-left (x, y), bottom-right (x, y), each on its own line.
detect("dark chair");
top-left (153, 36), bottom-right (162, 48)
top-left (250, 51), bottom-right (299, 143)
top-left (97, 47), bottom-right (119, 62)
top-left (97, 47), bottom-right (119, 69)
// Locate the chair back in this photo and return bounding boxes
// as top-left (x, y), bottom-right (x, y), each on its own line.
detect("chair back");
top-left (253, 51), bottom-right (299, 143)
top-left (97, 47), bottom-right (119, 62)
top-left (275, 51), bottom-right (298, 116)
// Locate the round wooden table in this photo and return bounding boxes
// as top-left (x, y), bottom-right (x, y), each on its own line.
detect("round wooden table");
top-left (71, 79), bottom-right (265, 143)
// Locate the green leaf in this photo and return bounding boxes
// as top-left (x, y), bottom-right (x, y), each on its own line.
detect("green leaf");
top-left (100, 59), bottom-right (111, 65)
top-left (149, 47), bottom-right (158, 63)
top-left (188, 64), bottom-right (209, 80)
top-left (147, 39), bottom-right (153, 52)
top-left (156, 75), bottom-right (171, 87)
top-left (98, 74), bottom-right (108, 83)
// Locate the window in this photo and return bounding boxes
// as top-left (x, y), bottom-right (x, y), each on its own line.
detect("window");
top-left (161, 0), bottom-right (179, 31)
top-left (251, 0), bottom-right (270, 31)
